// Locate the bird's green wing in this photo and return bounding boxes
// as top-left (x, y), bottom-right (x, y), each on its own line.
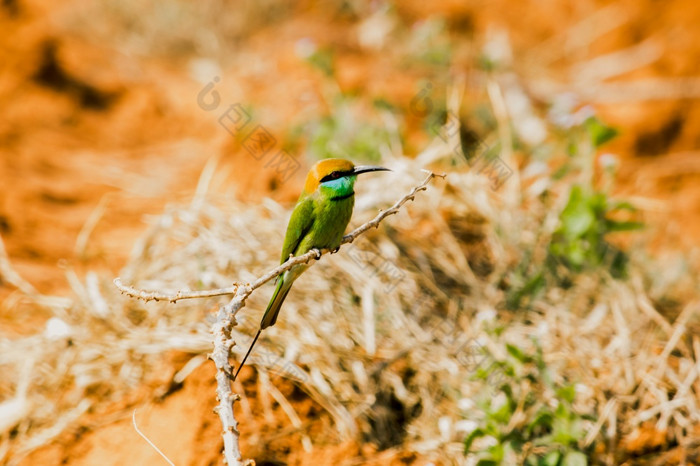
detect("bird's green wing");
top-left (260, 196), bottom-right (315, 330)
top-left (280, 195), bottom-right (315, 263)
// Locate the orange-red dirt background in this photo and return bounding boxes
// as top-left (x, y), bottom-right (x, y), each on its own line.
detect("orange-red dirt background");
top-left (1, 0), bottom-right (700, 464)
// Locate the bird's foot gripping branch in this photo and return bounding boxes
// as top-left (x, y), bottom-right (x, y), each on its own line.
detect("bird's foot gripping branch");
top-left (114, 169), bottom-right (443, 466)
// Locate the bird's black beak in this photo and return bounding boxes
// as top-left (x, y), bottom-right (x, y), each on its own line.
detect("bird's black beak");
top-left (352, 165), bottom-right (391, 175)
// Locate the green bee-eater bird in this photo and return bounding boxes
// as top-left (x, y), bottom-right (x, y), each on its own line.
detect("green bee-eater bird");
top-left (233, 158), bottom-right (390, 379)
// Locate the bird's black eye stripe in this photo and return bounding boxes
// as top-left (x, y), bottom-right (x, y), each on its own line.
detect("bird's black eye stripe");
top-left (320, 170), bottom-right (353, 183)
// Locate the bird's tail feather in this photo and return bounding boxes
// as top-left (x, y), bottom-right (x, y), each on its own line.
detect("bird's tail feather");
top-left (260, 276), bottom-right (293, 329)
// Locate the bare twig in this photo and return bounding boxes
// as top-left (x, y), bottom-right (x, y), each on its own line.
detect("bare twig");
top-left (115, 170), bottom-right (442, 465)
top-left (113, 278), bottom-right (239, 303)
top-left (74, 194), bottom-right (110, 258)
top-left (132, 409), bottom-right (175, 466)
top-left (0, 234), bottom-right (38, 296)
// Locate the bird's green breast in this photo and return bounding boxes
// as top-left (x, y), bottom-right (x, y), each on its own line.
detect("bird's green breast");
top-left (312, 192), bottom-right (354, 250)
top-left (290, 191), bottom-right (354, 256)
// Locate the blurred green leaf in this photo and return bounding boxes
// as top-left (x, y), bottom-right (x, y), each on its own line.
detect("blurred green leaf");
top-left (506, 344), bottom-right (533, 364)
top-left (492, 398), bottom-right (516, 424)
top-left (306, 48), bottom-right (334, 76)
top-left (477, 459), bottom-right (500, 466)
top-left (528, 409), bottom-right (554, 435)
top-left (548, 184), bottom-right (642, 278)
top-left (560, 187), bottom-right (594, 239)
top-left (562, 451), bottom-right (588, 466)
top-left (372, 98), bottom-right (395, 111)
top-left (585, 116), bottom-right (619, 147)
top-left (464, 427), bottom-right (487, 453)
top-left (605, 220), bottom-right (644, 232)
top-left (556, 385), bottom-right (576, 404)
top-left (543, 450), bottom-right (562, 466)
top-left (609, 200), bottom-right (638, 211)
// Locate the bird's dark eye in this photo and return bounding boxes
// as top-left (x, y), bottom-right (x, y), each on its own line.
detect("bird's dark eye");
top-left (321, 170), bottom-right (347, 183)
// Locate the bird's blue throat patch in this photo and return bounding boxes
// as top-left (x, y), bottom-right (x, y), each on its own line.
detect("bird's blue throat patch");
top-left (320, 175), bottom-right (356, 201)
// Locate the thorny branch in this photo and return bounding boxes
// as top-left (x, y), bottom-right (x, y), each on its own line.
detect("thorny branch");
top-left (112, 279), bottom-right (239, 303)
top-left (114, 170), bottom-right (443, 466)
